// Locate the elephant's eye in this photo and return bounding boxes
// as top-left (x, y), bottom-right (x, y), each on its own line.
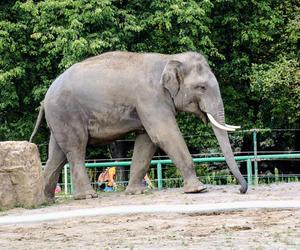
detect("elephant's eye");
top-left (195, 85), bottom-right (206, 91)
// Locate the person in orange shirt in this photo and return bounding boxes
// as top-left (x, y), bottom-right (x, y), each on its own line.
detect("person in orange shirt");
top-left (98, 166), bottom-right (153, 192)
top-left (106, 166), bottom-right (117, 191)
top-left (98, 167), bottom-right (117, 192)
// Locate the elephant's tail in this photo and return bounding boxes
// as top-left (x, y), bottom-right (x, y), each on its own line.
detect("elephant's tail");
top-left (29, 101), bottom-right (45, 143)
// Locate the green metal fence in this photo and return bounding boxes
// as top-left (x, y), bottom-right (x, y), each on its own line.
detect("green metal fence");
top-left (62, 153), bottom-right (300, 194)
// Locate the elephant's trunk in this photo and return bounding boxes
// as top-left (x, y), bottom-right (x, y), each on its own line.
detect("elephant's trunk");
top-left (209, 105), bottom-right (248, 193)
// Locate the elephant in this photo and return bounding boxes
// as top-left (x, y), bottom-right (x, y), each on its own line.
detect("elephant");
top-left (30, 51), bottom-right (248, 200)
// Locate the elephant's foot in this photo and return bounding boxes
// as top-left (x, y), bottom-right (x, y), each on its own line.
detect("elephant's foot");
top-left (125, 185), bottom-right (146, 195)
top-left (74, 189), bottom-right (98, 200)
top-left (44, 187), bottom-right (56, 203)
top-left (184, 179), bottom-right (207, 193)
top-left (44, 195), bottom-right (56, 204)
top-left (43, 192), bottom-right (56, 204)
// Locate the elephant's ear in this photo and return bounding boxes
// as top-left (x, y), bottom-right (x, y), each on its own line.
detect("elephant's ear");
top-left (160, 60), bottom-right (183, 99)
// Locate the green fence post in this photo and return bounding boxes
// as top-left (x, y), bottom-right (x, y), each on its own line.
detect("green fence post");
top-left (157, 162), bottom-right (162, 190)
top-left (247, 159), bottom-right (252, 185)
top-left (70, 166), bottom-right (73, 194)
top-left (253, 129), bottom-right (258, 185)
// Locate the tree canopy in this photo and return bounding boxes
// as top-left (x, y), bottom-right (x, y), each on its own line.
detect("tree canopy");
top-left (0, 0), bottom-right (299, 160)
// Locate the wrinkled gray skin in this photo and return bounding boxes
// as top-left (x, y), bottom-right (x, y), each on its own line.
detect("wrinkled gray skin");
top-left (30, 51), bottom-right (248, 200)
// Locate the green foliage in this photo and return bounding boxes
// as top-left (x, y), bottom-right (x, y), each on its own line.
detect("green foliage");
top-left (251, 57), bottom-right (300, 128)
top-left (211, 0), bottom-right (299, 129)
top-left (0, 0), bottom-right (299, 161)
top-left (258, 167), bottom-right (300, 184)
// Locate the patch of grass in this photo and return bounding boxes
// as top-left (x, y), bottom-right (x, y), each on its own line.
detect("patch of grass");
top-left (272, 229), bottom-right (298, 246)
top-left (181, 240), bottom-right (188, 246)
top-left (255, 246), bottom-right (264, 250)
top-left (0, 206), bottom-right (7, 213)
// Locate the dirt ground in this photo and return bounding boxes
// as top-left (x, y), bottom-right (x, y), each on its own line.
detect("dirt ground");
top-left (1, 183), bottom-right (300, 249)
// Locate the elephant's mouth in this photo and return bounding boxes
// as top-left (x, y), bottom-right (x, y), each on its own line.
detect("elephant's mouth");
top-left (198, 104), bottom-right (240, 132)
top-left (197, 109), bottom-right (208, 124)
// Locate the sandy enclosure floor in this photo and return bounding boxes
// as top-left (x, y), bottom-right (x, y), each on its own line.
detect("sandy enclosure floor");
top-left (1, 183), bottom-right (300, 249)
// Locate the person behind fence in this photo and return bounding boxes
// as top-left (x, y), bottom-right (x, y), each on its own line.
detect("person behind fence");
top-left (54, 184), bottom-right (61, 193)
top-left (98, 166), bottom-right (117, 192)
top-left (143, 174), bottom-right (153, 189)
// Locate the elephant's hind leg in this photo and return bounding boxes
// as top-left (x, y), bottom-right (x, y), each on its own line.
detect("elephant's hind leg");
top-left (44, 134), bottom-right (67, 201)
top-left (125, 133), bottom-right (157, 195)
top-left (60, 132), bottom-right (97, 200)
top-left (45, 98), bottom-right (97, 200)
top-left (60, 131), bottom-right (97, 199)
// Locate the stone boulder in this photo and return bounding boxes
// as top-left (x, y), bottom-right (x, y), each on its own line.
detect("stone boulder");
top-left (0, 141), bottom-right (45, 209)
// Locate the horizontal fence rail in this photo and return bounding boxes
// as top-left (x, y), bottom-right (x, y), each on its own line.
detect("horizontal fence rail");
top-left (60, 153), bottom-right (300, 195)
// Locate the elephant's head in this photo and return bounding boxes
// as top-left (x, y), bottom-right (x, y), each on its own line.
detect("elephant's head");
top-left (161, 52), bottom-right (248, 193)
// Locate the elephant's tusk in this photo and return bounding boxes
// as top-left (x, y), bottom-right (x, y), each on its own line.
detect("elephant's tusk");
top-left (207, 114), bottom-right (236, 132)
top-left (225, 124), bottom-right (241, 129)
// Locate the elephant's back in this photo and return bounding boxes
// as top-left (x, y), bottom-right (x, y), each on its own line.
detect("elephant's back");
top-left (43, 51), bottom-right (169, 110)
top-left (44, 67), bottom-right (73, 102)
top-left (80, 51), bottom-right (145, 67)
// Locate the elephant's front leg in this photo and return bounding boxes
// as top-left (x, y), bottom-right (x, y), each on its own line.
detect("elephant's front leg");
top-left (125, 133), bottom-right (157, 195)
top-left (158, 131), bottom-right (206, 193)
top-left (137, 105), bottom-right (206, 193)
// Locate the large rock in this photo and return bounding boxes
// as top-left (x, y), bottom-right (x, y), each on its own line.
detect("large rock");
top-left (0, 141), bottom-right (45, 209)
